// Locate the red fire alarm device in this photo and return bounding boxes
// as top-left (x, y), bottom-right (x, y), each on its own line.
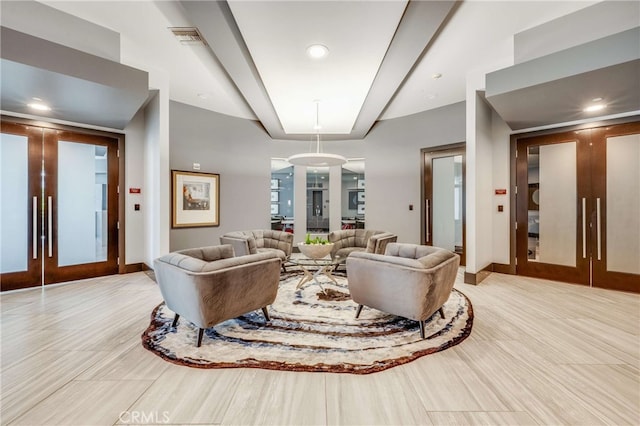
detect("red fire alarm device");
top-left (495, 189), bottom-right (507, 195)
top-left (129, 188), bottom-right (141, 194)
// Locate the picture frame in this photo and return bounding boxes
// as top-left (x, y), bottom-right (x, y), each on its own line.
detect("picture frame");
top-left (270, 178), bottom-right (280, 189)
top-left (357, 204), bottom-right (365, 215)
top-left (348, 191), bottom-right (358, 210)
top-left (271, 191), bottom-right (279, 202)
top-left (271, 204), bottom-right (279, 214)
top-left (357, 191), bottom-right (365, 202)
top-left (172, 170), bottom-right (220, 228)
top-left (357, 179), bottom-right (365, 189)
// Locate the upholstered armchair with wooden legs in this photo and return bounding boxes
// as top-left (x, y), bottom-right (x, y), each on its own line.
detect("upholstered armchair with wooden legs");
top-left (220, 229), bottom-right (293, 272)
top-left (327, 229), bottom-right (397, 263)
top-left (346, 243), bottom-right (460, 339)
top-left (153, 245), bottom-right (281, 347)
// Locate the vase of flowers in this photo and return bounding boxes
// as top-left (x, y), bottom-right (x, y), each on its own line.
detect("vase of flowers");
top-left (298, 234), bottom-right (334, 259)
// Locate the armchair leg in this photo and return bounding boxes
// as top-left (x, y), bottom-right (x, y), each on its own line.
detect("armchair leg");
top-left (171, 313), bottom-right (180, 328)
top-left (282, 263), bottom-right (287, 273)
top-left (419, 321), bottom-right (425, 339)
top-left (261, 307), bottom-right (271, 322)
top-left (439, 307), bottom-right (445, 319)
top-left (196, 328), bottom-right (204, 347)
top-left (355, 304), bottom-right (364, 319)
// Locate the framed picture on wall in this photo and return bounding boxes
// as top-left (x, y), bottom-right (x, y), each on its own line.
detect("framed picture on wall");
top-left (270, 178), bottom-right (280, 189)
top-left (271, 204), bottom-right (279, 214)
top-left (357, 204), bottom-right (365, 215)
top-left (348, 191), bottom-right (358, 210)
top-left (172, 170), bottom-right (220, 228)
top-left (357, 179), bottom-right (365, 189)
top-left (357, 191), bottom-right (365, 202)
top-left (271, 191), bottom-right (279, 202)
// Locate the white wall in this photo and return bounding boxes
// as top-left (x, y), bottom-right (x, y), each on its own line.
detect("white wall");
top-left (143, 77), bottom-right (170, 263)
top-left (123, 108), bottom-right (146, 264)
top-left (491, 110), bottom-right (512, 265)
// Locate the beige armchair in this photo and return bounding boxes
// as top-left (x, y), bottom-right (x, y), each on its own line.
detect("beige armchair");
top-left (153, 245), bottom-right (281, 347)
top-left (220, 229), bottom-right (293, 271)
top-left (328, 229), bottom-right (397, 262)
top-left (346, 243), bottom-right (460, 339)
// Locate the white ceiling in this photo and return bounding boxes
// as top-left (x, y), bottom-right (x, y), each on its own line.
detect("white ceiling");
top-left (37, 0), bottom-right (602, 138)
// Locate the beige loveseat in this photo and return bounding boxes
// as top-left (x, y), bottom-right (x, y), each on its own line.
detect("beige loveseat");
top-left (220, 229), bottom-right (294, 271)
top-left (346, 243), bottom-right (459, 339)
top-left (328, 229), bottom-right (397, 262)
top-left (153, 245), bottom-right (281, 347)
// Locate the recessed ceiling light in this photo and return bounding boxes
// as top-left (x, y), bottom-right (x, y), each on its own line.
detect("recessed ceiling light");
top-left (27, 102), bottom-right (51, 111)
top-left (306, 44), bottom-right (329, 59)
top-left (432, 73), bottom-right (442, 79)
top-left (584, 103), bottom-right (607, 112)
top-left (591, 97), bottom-right (603, 102)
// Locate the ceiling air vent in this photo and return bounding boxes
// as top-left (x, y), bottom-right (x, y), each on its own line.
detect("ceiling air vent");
top-left (169, 27), bottom-right (207, 46)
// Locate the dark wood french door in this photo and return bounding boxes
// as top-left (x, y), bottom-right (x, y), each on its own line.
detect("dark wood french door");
top-left (515, 121), bottom-right (640, 293)
top-left (422, 143), bottom-right (466, 265)
top-left (1, 120), bottom-right (120, 291)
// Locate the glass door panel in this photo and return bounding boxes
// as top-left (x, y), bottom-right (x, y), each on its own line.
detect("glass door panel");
top-left (57, 141), bottom-right (108, 266)
top-left (537, 142), bottom-right (577, 267)
top-left (0, 123), bottom-right (42, 290)
top-left (604, 134), bottom-right (640, 275)
top-left (1, 133), bottom-right (30, 273)
top-left (432, 156), bottom-right (457, 251)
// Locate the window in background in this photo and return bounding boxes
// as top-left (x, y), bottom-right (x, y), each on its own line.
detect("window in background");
top-left (341, 160), bottom-right (365, 229)
top-left (270, 161), bottom-right (294, 233)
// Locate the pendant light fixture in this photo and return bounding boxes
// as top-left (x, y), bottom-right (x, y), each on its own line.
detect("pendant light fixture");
top-left (287, 101), bottom-right (347, 167)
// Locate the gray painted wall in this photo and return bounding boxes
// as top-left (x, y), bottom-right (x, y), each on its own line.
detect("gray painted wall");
top-left (363, 102), bottom-right (466, 244)
top-left (169, 100), bottom-right (465, 250)
top-left (169, 101), bottom-right (272, 251)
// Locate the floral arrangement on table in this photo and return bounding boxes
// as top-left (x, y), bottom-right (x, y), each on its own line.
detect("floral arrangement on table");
top-left (298, 234), bottom-right (334, 259)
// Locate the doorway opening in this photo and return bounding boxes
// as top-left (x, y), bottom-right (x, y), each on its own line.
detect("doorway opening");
top-left (422, 143), bottom-right (466, 266)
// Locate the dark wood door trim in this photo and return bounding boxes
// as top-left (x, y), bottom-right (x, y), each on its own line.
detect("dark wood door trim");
top-left (514, 120), bottom-right (640, 292)
top-left (43, 129), bottom-right (120, 284)
top-left (1, 116), bottom-right (124, 291)
top-left (421, 142), bottom-right (466, 266)
top-left (0, 122), bottom-right (43, 291)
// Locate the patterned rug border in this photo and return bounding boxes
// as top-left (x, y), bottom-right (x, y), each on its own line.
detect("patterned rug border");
top-left (141, 276), bottom-right (474, 375)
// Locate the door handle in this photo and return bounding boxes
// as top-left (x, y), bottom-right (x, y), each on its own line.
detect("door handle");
top-left (33, 196), bottom-right (38, 259)
top-left (425, 199), bottom-right (430, 243)
top-left (582, 197), bottom-right (586, 259)
top-left (48, 196), bottom-right (53, 258)
top-left (596, 198), bottom-right (602, 261)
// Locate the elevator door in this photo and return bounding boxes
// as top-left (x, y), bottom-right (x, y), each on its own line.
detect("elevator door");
top-left (1, 121), bottom-right (119, 291)
top-left (515, 121), bottom-right (639, 292)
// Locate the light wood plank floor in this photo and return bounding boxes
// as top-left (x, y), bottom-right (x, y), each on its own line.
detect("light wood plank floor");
top-left (1, 270), bottom-right (638, 425)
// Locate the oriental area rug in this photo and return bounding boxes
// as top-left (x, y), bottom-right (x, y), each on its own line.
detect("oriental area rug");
top-left (141, 271), bottom-right (473, 374)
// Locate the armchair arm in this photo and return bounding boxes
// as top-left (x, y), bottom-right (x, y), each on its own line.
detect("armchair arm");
top-left (219, 235), bottom-right (257, 256)
top-left (367, 232), bottom-right (398, 254)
